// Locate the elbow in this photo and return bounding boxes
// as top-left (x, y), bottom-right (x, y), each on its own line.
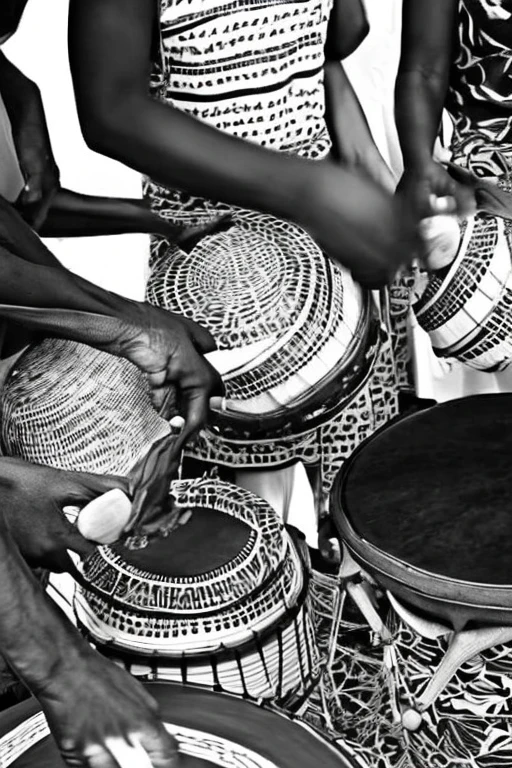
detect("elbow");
top-left (79, 110), bottom-right (120, 157)
top-left (326, 19), bottom-right (370, 62)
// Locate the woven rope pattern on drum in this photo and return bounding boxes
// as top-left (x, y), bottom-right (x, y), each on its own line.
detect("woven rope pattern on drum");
top-left (414, 216), bottom-right (496, 330)
top-left (146, 210), bottom-right (367, 403)
top-left (0, 339), bottom-right (170, 475)
top-left (97, 597), bottom-right (320, 704)
top-left (414, 212), bottom-right (512, 371)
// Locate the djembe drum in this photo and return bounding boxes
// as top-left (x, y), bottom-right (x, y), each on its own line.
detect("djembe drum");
top-left (0, 341), bottom-right (320, 706)
top-left (305, 395), bottom-right (512, 767)
top-left (147, 209), bottom-right (382, 441)
top-left (73, 476), bottom-right (320, 705)
top-left (0, 683), bottom-right (365, 768)
top-left (414, 211), bottom-right (512, 371)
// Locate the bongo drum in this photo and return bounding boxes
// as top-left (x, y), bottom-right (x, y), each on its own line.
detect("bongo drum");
top-left (0, 683), bottom-right (364, 768)
top-left (74, 477), bottom-right (320, 705)
top-left (414, 212), bottom-right (512, 371)
top-left (147, 209), bottom-right (382, 442)
top-left (307, 394), bottom-right (512, 767)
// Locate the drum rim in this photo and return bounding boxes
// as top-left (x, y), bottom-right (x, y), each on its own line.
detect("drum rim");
top-left (330, 394), bottom-right (512, 613)
top-left (0, 681), bottom-right (364, 768)
top-left (207, 301), bottom-right (383, 443)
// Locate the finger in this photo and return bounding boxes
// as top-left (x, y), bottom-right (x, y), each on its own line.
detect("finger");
top-left (136, 728), bottom-right (180, 768)
top-left (80, 741), bottom-right (119, 768)
top-left (156, 386), bottom-right (178, 421)
top-left (182, 319), bottom-right (217, 354)
top-left (177, 388), bottom-right (209, 447)
top-left (63, 472), bottom-right (129, 504)
top-left (104, 736), bottom-right (154, 768)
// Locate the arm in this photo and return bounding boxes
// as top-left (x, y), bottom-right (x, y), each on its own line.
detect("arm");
top-left (41, 189), bottom-right (176, 238)
top-left (395, 0), bottom-right (457, 172)
top-left (0, 201), bottom-right (222, 435)
top-left (68, 0), bottom-right (418, 287)
top-left (0, 51), bottom-right (60, 228)
top-left (324, 0), bottom-right (369, 62)
top-left (0, 0), bottom-right (29, 39)
top-left (0, 505), bottom-right (177, 768)
top-left (323, 0), bottom-right (394, 191)
top-left (394, 0), bottom-right (476, 216)
top-left (40, 188), bottom-right (228, 247)
top-left (324, 61), bottom-right (395, 191)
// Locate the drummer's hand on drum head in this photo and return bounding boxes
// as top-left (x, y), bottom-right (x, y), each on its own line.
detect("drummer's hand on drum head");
top-left (39, 650), bottom-right (179, 768)
top-left (116, 302), bottom-right (224, 443)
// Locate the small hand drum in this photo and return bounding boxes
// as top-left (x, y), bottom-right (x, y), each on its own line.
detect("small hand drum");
top-left (414, 212), bottom-right (512, 371)
top-left (75, 477), bottom-right (320, 705)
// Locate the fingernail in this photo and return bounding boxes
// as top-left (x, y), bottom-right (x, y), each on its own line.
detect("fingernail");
top-left (432, 196), bottom-right (455, 213)
top-left (169, 415), bottom-right (186, 432)
top-left (209, 396), bottom-right (227, 412)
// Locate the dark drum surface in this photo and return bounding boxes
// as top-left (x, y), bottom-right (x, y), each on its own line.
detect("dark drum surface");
top-left (113, 508), bottom-right (252, 577)
top-left (0, 683), bottom-right (354, 768)
top-left (340, 394), bottom-right (512, 583)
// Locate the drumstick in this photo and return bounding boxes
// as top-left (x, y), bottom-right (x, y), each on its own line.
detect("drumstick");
top-left (104, 734), bottom-right (154, 768)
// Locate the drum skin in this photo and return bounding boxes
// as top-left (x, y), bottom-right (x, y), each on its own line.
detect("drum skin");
top-left (331, 394), bottom-right (512, 629)
top-left (0, 683), bottom-right (362, 768)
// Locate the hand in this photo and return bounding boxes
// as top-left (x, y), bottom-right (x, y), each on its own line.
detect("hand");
top-left (168, 215), bottom-right (233, 253)
top-left (116, 303), bottom-right (224, 444)
top-left (298, 160), bottom-right (420, 288)
top-left (38, 651), bottom-right (178, 768)
top-left (397, 162), bottom-right (476, 219)
top-left (0, 458), bottom-right (128, 571)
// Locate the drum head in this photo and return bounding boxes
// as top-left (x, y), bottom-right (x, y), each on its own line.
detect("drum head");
top-left (332, 394), bottom-right (512, 626)
top-left (0, 683), bottom-right (360, 768)
top-left (114, 507), bottom-right (251, 577)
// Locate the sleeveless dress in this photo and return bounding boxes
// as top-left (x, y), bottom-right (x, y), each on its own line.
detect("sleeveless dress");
top-left (143, 0), bottom-right (412, 496)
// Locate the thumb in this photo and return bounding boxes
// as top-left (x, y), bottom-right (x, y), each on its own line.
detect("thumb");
top-left (61, 471), bottom-right (129, 506)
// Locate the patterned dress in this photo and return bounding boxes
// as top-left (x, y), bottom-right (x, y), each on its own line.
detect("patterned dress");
top-left (412, 0), bottom-right (512, 375)
top-left (447, 0), bottom-right (512, 180)
top-left (144, 0), bottom-right (412, 496)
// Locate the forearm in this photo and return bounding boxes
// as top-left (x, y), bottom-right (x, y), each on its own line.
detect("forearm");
top-left (0, 51), bottom-right (42, 135)
top-left (40, 189), bottom-right (177, 239)
top-left (0, 241), bottom-right (143, 349)
top-left (0, 513), bottom-right (93, 695)
top-left (0, 196), bottom-right (63, 267)
top-left (395, 0), bottom-right (457, 173)
top-left (395, 70), bottom-right (448, 171)
top-left (325, 61), bottom-right (381, 164)
top-left (78, 94), bottom-right (308, 224)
